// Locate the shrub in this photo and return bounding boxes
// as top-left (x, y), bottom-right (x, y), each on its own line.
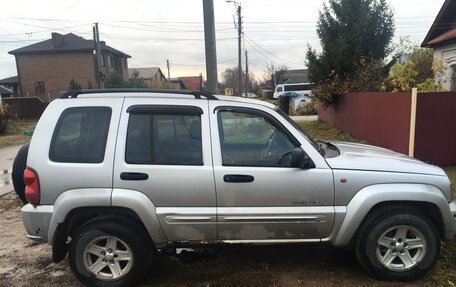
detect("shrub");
top-left (0, 105), bottom-right (15, 134)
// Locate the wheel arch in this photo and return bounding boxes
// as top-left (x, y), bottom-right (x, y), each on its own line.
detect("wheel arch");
top-left (50, 188), bottom-right (168, 263)
top-left (52, 206), bottom-right (154, 262)
top-left (332, 183), bottom-right (451, 247)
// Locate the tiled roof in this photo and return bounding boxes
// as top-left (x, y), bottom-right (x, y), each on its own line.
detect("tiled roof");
top-left (128, 67), bottom-right (162, 79)
top-left (9, 33), bottom-right (130, 57)
top-left (179, 76), bottom-right (201, 90)
top-left (0, 75), bottom-right (19, 85)
top-left (422, 0), bottom-right (456, 47)
top-left (425, 27), bottom-right (456, 46)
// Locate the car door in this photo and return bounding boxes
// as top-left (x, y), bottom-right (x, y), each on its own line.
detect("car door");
top-left (113, 98), bottom-right (217, 242)
top-left (209, 101), bottom-right (334, 241)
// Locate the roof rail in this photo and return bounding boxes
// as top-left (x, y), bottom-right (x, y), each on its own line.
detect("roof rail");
top-left (60, 88), bottom-right (218, 100)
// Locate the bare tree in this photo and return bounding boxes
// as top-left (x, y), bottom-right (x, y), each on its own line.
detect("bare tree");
top-left (263, 62), bottom-right (288, 89)
top-left (222, 67), bottom-right (246, 94)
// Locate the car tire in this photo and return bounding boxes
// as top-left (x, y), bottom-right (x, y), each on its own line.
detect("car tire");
top-left (69, 216), bottom-right (150, 287)
top-left (12, 144), bottom-right (29, 205)
top-left (355, 205), bottom-right (440, 282)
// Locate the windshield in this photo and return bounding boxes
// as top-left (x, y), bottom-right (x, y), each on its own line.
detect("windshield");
top-left (275, 108), bottom-right (320, 152)
top-left (284, 84), bottom-right (314, 92)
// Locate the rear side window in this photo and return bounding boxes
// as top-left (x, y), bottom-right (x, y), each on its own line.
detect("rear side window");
top-left (50, 107), bottom-right (111, 163)
top-left (126, 105), bottom-right (203, 165)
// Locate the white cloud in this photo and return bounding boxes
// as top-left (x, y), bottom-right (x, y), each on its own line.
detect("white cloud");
top-left (0, 0), bottom-right (444, 80)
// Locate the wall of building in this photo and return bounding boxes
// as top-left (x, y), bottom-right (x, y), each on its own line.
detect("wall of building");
top-left (433, 42), bottom-right (456, 91)
top-left (317, 92), bottom-right (456, 165)
top-left (16, 52), bottom-right (97, 101)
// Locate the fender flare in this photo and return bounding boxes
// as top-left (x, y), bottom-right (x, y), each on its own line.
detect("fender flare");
top-left (332, 183), bottom-right (452, 247)
top-left (111, 188), bottom-right (168, 247)
top-left (49, 188), bottom-right (168, 263)
top-left (48, 188), bottom-right (112, 243)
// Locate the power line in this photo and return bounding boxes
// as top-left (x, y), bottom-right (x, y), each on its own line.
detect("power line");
top-left (244, 33), bottom-right (303, 66)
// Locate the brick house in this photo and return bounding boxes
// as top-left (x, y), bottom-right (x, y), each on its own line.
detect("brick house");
top-left (9, 32), bottom-right (130, 101)
top-left (178, 76), bottom-right (202, 90)
top-left (128, 67), bottom-right (168, 88)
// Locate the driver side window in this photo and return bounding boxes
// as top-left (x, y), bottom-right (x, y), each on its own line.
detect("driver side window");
top-left (218, 110), bottom-right (296, 167)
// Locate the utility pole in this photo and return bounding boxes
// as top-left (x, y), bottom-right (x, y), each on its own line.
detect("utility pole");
top-left (226, 1), bottom-right (242, 96)
top-left (93, 23), bottom-right (104, 89)
top-left (245, 50), bottom-right (248, 96)
top-left (202, 0), bottom-right (218, 93)
top-left (166, 59), bottom-right (171, 89)
top-left (236, 4), bottom-right (242, 97)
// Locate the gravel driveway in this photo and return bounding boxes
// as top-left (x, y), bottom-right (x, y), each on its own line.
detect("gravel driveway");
top-left (0, 193), bottom-right (434, 287)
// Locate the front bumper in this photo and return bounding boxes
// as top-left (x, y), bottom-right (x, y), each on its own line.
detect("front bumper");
top-left (449, 200), bottom-right (456, 240)
top-left (22, 204), bottom-right (53, 243)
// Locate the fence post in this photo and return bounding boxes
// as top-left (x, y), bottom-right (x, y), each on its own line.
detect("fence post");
top-left (408, 88), bottom-right (418, 157)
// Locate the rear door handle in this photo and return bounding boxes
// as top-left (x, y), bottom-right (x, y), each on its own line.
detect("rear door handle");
top-left (120, 172), bottom-right (149, 181)
top-left (223, 174), bottom-right (254, 183)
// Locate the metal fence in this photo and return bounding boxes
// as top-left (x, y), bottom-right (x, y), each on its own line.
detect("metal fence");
top-left (318, 91), bottom-right (456, 165)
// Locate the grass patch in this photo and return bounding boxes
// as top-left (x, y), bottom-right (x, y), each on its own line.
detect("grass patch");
top-left (0, 119), bottom-right (37, 148)
top-left (0, 195), bottom-right (22, 210)
top-left (297, 120), bottom-right (367, 144)
top-left (442, 166), bottom-right (456, 198)
top-left (297, 120), bottom-right (456, 285)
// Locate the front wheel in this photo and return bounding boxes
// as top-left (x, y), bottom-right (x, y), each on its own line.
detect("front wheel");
top-left (355, 206), bottom-right (440, 281)
top-left (69, 217), bottom-right (150, 287)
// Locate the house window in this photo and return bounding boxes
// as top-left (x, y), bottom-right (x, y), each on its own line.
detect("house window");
top-left (108, 55), bottom-right (114, 68)
top-left (451, 65), bottom-right (456, 91)
top-left (35, 81), bottom-right (45, 94)
top-left (101, 54), bottom-right (105, 67)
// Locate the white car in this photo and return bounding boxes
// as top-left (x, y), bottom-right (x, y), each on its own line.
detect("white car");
top-left (241, 92), bottom-right (258, 98)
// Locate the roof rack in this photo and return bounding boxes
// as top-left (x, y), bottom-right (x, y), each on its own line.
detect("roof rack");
top-left (60, 88), bottom-right (218, 100)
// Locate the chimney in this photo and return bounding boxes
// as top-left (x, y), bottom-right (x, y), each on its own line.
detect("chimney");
top-left (51, 33), bottom-right (64, 47)
top-left (100, 41), bottom-right (106, 46)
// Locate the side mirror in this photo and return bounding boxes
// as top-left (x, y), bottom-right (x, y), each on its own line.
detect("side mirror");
top-left (290, 147), bottom-right (315, 169)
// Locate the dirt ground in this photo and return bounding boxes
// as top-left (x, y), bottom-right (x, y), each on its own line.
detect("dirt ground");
top-left (0, 193), bottom-right (452, 287)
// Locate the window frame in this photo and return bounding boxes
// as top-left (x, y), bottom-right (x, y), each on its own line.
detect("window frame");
top-left (125, 105), bottom-right (204, 166)
top-left (49, 106), bottom-right (112, 163)
top-left (107, 55), bottom-right (114, 68)
top-left (35, 81), bottom-right (45, 94)
top-left (215, 106), bottom-right (300, 167)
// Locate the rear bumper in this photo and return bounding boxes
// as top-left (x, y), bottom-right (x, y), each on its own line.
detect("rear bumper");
top-left (21, 204), bottom-right (53, 243)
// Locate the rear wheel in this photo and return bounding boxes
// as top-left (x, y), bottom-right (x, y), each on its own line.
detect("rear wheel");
top-left (355, 205), bottom-right (440, 281)
top-left (69, 217), bottom-right (150, 287)
top-left (12, 144), bottom-right (29, 204)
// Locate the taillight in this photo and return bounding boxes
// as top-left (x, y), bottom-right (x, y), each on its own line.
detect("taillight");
top-left (24, 167), bottom-right (40, 205)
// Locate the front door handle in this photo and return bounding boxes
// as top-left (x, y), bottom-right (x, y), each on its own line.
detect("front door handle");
top-left (223, 174), bottom-right (254, 183)
top-left (120, 172), bottom-right (149, 181)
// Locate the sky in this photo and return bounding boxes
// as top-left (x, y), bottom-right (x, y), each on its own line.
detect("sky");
top-left (0, 0), bottom-right (445, 82)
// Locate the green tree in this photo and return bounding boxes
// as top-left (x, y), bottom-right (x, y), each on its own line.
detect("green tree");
top-left (127, 70), bottom-right (147, 88)
top-left (306, 0), bottom-right (394, 105)
top-left (387, 38), bottom-right (445, 92)
top-left (68, 79), bottom-right (82, 90)
top-left (387, 60), bottom-right (418, 92)
top-left (104, 72), bottom-right (126, 88)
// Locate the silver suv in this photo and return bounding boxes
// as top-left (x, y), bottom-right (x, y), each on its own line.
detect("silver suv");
top-left (17, 89), bottom-right (456, 287)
